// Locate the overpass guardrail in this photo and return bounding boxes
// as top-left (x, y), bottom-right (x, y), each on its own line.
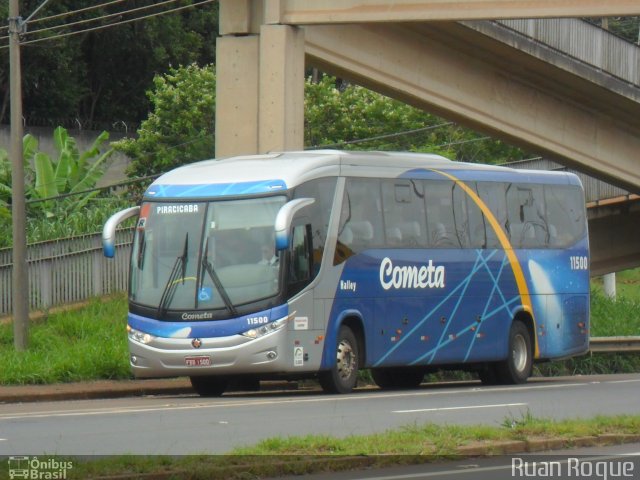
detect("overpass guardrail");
top-left (589, 337), bottom-right (640, 353)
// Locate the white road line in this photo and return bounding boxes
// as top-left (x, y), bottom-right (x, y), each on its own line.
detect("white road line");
top-left (393, 402), bottom-right (527, 414)
top-left (607, 379), bottom-right (640, 384)
top-left (0, 378), bottom-right (625, 422)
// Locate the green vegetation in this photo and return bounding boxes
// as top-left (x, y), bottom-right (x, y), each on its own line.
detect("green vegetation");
top-left (115, 64), bottom-right (217, 179)
top-left (0, 1), bottom-right (218, 127)
top-left (0, 127), bottom-right (129, 247)
top-left (0, 413), bottom-right (638, 479)
top-left (0, 295), bottom-right (129, 385)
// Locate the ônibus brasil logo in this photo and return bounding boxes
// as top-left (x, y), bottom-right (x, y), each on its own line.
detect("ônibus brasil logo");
top-left (379, 257), bottom-right (445, 290)
top-left (8, 456), bottom-right (73, 479)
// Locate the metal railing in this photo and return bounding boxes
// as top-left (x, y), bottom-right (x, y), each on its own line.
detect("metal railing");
top-left (589, 337), bottom-right (640, 353)
top-left (0, 228), bottom-right (133, 316)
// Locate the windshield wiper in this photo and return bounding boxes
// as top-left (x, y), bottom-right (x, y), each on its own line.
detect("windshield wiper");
top-left (157, 233), bottom-right (189, 318)
top-left (199, 238), bottom-right (238, 317)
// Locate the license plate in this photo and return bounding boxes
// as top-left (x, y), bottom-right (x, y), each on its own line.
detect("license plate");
top-left (185, 356), bottom-right (211, 367)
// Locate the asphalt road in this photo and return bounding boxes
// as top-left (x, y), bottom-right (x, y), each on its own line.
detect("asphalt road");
top-left (1, 373), bottom-right (640, 456)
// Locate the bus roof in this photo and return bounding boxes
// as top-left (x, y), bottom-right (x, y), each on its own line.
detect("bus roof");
top-left (144, 150), bottom-right (581, 199)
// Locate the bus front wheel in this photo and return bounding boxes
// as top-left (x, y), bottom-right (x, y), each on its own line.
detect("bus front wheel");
top-left (495, 320), bottom-right (532, 384)
top-left (190, 375), bottom-right (229, 397)
top-left (319, 325), bottom-right (360, 394)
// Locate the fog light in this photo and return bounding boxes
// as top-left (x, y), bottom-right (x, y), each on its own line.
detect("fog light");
top-left (131, 355), bottom-right (138, 365)
top-left (266, 351), bottom-right (277, 360)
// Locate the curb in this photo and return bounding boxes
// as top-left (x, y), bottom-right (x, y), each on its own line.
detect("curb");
top-left (455, 434), bottom-right (640, 456)
top-left (0, 378), bottom-right (193, 403)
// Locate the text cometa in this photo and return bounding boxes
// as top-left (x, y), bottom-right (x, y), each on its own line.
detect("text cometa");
top-left (379, 257), bottom-right (445, 290)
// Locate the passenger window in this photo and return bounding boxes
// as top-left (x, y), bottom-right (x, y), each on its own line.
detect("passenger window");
top-left (477, 182), bottom-right (508, 249)
top-left (381, 180), bottom-right (427, 247)
top-left (335, 178), bottom-right (383, 263)
top-left (544, 185), bottom-right (585, 247)
top-left (506, 184), bottom-right (548, 248)
top-left (425, 180), bottom-right (460, 248)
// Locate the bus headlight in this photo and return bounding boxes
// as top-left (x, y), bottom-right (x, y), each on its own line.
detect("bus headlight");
top-left (241, 316), bottom-right (288, 339)
top-left (127, 325), bottom-right (155, 345)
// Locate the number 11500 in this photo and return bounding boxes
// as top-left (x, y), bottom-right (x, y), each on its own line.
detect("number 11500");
top-left (570, 256), bottom-right (588, 270)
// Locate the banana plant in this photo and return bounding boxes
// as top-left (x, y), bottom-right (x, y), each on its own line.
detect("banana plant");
top-left (31, 127), bottom-right (113, 218)
top-left (0, 127), bottom-right (114, 220)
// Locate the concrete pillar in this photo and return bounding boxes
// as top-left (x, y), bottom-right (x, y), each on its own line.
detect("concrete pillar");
top-left (215, 35), bottom-right (260, 157)
top-left (603, 272), bottom-right (617, 300)
top-left (258, 24), bottom-right (305, 153)
top-left (216, 3), bottom-right (305, 156)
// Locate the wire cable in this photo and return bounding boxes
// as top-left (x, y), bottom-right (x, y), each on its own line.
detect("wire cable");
top-left (28, 0), bottom-right (130, 25)
top-left (306, 122), bottom-right (455, 150)
top-left (24, 0), bottom-right (183, 37)
top-left (1, 0), bottom-right (216, 48)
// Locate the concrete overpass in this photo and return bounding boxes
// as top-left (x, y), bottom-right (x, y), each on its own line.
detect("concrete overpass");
top-left (216, 1), bottom-right (640, 193)
top-left (214, 1), bottom-right (640, 275)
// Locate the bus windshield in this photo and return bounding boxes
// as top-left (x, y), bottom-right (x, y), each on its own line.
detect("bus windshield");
top-left (130, 196), bottom-right (287, 318)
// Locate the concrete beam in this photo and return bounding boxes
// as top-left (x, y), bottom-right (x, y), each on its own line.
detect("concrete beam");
top-left (304, 23), bottom-right (640, 193)
top-left (589, 201), bottom-right (640, 276)
top-left (271, 0), bottom-right (640, 23)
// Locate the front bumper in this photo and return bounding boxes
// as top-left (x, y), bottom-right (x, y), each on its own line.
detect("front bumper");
top-left (128, 327), bottom-right (289, 378)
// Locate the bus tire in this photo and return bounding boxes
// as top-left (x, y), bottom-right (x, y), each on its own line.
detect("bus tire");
top-left (495, 320), bottom-right (532, 384)
top-left (190, 375), bottom-right (229, 397)
top-left (319, 325), bottom-right (360, 394)
top-left (371, 367), bottom-right (425, 390)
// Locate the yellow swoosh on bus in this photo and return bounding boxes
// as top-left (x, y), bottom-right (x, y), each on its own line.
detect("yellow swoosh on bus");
top-left (431, 169), bottom-right (539, 358)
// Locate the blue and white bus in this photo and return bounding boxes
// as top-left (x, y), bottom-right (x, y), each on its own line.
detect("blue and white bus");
top-left (103, 150), bottom-right (589, 395)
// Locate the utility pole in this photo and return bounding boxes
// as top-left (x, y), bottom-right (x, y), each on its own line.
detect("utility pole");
top-left (9, 0), bottom-right (29, 350)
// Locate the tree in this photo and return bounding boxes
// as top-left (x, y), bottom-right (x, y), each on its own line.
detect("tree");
top-left (0, 0), bottom-right (218, 128)
top-left (305, 76), bottom-right (525, 163)
top-left (118, 70), bottom-right (528, 180)
top-left (115, 63), bottom-right (216, 178)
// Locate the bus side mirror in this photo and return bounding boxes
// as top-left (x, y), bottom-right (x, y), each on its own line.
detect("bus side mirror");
top-left (274, 198), bottom-right (315, 250)
top-left (103, 206), bottom-right (140, 258)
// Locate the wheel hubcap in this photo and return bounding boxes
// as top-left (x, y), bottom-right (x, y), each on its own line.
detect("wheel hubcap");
top-left (336, 339), bottom-right (356, 380)
top-left (512, 334), bottom-right (528, 372)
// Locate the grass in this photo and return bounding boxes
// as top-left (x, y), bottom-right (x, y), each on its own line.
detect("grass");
top-left (1, 413), bottom-right (638, 479)
top-left (0, 294), bottom-right (130, 385)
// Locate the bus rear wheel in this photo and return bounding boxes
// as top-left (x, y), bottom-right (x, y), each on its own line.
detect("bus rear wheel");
top-left (494, 320), bottom-right (532, 384)
top-left (190, 375), bottom-right (229, 397)
top-left (371, 367), bottom-right (425, 390)
top-left (319, 325), bottom-right (360, 394)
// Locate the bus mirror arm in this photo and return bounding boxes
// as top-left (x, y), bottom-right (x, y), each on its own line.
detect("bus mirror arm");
top-left (274, 198), bottom-right (315, 250)
top-left (102, 206), bottom-right (141, 258)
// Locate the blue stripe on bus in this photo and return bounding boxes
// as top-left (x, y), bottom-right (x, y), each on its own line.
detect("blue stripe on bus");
top-left (324, 241), bottom-right (589, 369)
top-left (144, 179), bottom-right (288, 199)
top-left (128, 303), bottom-right (289, 339)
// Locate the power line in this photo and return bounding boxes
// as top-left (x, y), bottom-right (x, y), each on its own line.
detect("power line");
top-left (0, 0), bottom-right (217, 48)
top-left (306, 122), bottom-right (455, 150)
top-left (24, 0), bottom-right (183, 37)
top-left (27, 0), bottom-right (130, 25)
top-left (26, 173), bottom-right (161, 205)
